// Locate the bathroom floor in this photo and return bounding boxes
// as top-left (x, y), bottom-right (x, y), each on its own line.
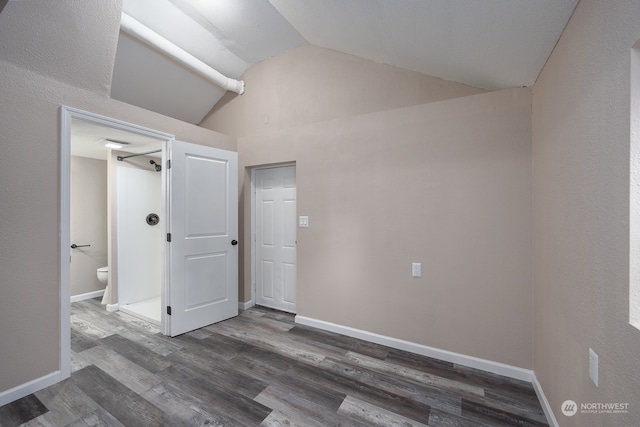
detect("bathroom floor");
top-left (120, 295), bottom-right (161, 326)
top-left (0, 298), bottom-right (549, 426)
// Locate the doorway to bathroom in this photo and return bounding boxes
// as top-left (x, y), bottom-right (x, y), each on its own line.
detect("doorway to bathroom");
top-left (69, 115), bottom-right (167, 326)
top-left (60, 106), bottom-right (239, 377)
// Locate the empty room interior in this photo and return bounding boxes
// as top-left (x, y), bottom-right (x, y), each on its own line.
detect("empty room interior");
top-left (1, 0), bottom-right (639, 426)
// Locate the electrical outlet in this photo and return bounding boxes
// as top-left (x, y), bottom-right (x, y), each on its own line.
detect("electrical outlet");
top-left (412, 262), bottom-right (422, 278)
top-left (589, 348), bottom-right (599, 387)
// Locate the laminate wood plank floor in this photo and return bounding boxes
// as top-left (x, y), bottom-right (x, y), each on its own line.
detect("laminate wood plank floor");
top-left (0, 298), bottom-right (549, 426)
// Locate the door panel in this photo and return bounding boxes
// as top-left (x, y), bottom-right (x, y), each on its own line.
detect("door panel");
top-left (185, 156), bottom-right (227, 236)
top-left (255, 166), bottom-right (296, 313)
top-left (185, 252), bottom-right (228, 308)
top-left (168, 140), bottom-right (238, 336)
top-left (283, 263), bottom-right (296, 304)
top-left (262, 201), bottom-right (274, 245)
top-left (262, 260), bottom-right (274, 298)
top-left (283, 199), bottom-right (296, 247)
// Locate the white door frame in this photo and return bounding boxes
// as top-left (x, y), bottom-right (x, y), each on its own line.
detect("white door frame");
top-left (250, 162), bottom-right (296, 309)
top-left (59, 106), bottom-right (175, 375)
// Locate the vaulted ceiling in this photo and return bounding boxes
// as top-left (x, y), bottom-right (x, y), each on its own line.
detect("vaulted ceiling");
top-left (111, 0), bottom-right (579, 124)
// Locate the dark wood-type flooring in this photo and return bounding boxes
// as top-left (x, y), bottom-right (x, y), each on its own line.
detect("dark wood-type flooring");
top-left (0, 298), bottom-right (549, 426)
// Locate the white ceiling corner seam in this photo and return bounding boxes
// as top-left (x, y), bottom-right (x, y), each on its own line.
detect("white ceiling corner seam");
top-left (120, 12), bottom-right (245, 95)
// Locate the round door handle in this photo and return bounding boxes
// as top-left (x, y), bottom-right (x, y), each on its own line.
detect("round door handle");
top-left (231, 240), bottom-right (238, 246)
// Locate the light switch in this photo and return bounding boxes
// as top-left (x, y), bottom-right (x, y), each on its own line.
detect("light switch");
top-left (412, 262), bottom-right (422, 278)
top-left (299, 216), bottom-right (309, 228)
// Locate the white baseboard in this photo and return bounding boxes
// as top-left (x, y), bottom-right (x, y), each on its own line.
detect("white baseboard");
top-left (239, 300), bottom-right (255, 310)
top-left (70, 289), bottom-right (105, 303)
top-left (294, 315), bottom-right (534, 382)
top-left (532, 373), bottom-right (559, 427)
top-left (106, 303), bottom-right (119, 312)
top-left (0, 370), bottom-right (66, 407)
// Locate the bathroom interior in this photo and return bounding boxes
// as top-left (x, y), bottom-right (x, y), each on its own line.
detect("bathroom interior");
top-left (70, 117), bottom-right (167, 325)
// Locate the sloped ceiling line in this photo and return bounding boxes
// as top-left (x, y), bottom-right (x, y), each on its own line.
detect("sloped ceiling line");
top-left (111, 0), bottom-right (578, 125)
top-left (120, 13), bottom-right (245, 94)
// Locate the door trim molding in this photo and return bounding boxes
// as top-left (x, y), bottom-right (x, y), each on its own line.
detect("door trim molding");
top-left (250, 163), bottom-right (296, 309)
top-left (70, 289), bottom-right (105, 303)
top-left (296, 314), bottom-right (560, 424)
top-left (0, 372), bottom-right (63, 407)
top-left (294, 315), bottom-right (534, 382)
top-left (239, 300), bottom-right (255, 310)
top-left (532, 373), bottom-right (559, 427)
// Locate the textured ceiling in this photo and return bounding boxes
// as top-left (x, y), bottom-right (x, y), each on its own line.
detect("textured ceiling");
top-left (111, 0), bottom-right (578, 124)
top-left (71, 118), bottom-right (165, 161)
top-left (0, 0), bottom-right (121, 95)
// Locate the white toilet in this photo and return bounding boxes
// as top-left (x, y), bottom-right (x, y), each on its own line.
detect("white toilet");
top-left (97, 267), bottom-right (108, 285)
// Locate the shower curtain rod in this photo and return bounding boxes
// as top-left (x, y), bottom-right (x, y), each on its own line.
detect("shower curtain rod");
top-left (116, 149), bottom-right (162, 161)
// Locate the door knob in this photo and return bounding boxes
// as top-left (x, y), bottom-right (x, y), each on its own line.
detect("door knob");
top-left (231, 240), bottom-right (238, 246)
top-left (71, 244), bottom-right (91, 249)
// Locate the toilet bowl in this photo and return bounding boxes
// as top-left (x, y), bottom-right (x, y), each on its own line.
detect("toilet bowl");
top-left (97, 267), bottom-right (108, 285)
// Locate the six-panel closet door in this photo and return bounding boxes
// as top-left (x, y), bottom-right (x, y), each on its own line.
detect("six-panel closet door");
top-left (255, 165), bottom-right (297, 313)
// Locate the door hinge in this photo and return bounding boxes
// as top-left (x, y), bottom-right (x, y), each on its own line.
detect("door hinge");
top-left (167, 233), bottom-right (172, 242)
top-left (166, 159), bottom-right (171, 169)
top-left (167, 306), bottom-right (172, 315)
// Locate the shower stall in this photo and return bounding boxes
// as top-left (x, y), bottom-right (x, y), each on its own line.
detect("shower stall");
top-left (116, 153), bottom-right (163, 325)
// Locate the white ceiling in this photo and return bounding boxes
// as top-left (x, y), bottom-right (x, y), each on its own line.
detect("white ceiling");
top-left (71, 118), bottom-right (165, 161)
top-left (111, 0), bottom-right (578, 124)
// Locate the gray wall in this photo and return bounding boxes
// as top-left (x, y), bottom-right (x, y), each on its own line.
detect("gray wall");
top-left (70, 156), bottom-right (108, 297)
top-left (532, 0), bottom-right (640, 425)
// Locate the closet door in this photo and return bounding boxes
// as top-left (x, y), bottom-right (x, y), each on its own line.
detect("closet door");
top-left (255, 165), bottom-right (297, 313)
top-left (166, 140), bottom-right (238, 336)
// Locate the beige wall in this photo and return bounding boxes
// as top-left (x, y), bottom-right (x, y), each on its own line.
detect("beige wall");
top-left (238, 88), bottom-right (533, 368)
top-left (0, 0), bottom-right (234, 394)
top-left (202, 41), bottom-right (532, 367)
top-left (70, 156), bottom-right (108, 296)
top-left (532, 0), bottom-right (640, 425)
top-left (200, 44), bottom-right (486, 138)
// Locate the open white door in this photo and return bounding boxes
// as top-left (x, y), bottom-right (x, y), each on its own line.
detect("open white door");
top-left (167, 140), bottom-right (238, 336)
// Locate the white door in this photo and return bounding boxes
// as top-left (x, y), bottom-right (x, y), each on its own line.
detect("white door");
top-left (255, 166), bottom-right (297, 313)
top-left (167, 140), bottom-right (238, 336)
